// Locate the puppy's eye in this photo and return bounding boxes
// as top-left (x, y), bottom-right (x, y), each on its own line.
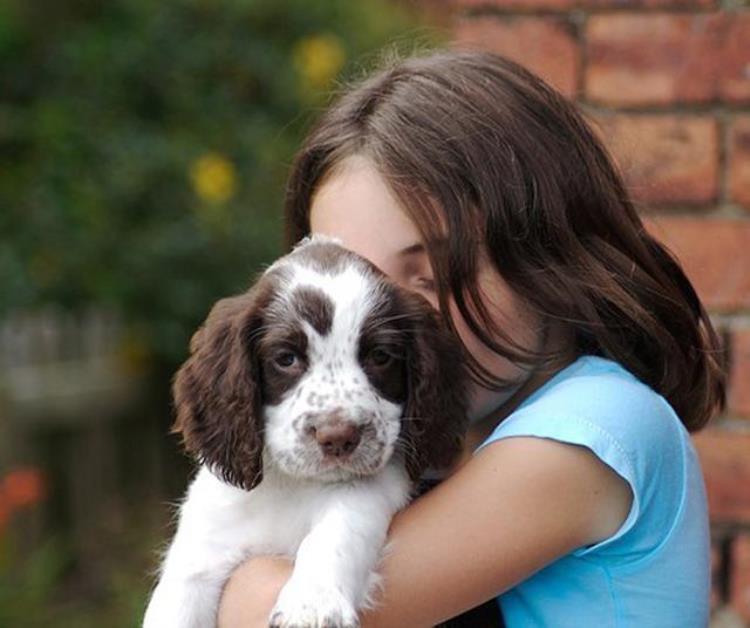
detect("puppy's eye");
top-left (273, 350), bottom-right (299, 369)
top-left (367, 348), bottom-right (393, 367)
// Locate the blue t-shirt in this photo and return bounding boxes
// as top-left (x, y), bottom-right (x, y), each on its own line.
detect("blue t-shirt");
top-left (475, 355), bottom-right (710, 628)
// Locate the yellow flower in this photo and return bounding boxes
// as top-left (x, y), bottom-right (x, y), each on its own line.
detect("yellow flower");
top-left (293, 34), bottom-right (346, 91)
top-left (190, 152), bottom-right (237, 205)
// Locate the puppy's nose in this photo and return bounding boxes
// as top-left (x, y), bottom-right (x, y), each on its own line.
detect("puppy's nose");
top-left (315, 422), bottom-right (362, 458)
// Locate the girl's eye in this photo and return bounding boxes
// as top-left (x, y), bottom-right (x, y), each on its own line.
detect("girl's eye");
top-left (414, 277), bottom-right (436, 292)
top-left (368, 348), bottom-right (393, 367)
top-left (273, 350), bottom-right (298, 369)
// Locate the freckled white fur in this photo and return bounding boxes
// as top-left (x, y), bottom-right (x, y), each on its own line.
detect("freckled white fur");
top-left (143, 239), bottom-right (414, 628)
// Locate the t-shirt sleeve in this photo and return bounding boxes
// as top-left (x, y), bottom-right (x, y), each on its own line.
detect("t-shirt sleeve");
top-left (474, 372), bottom-right (688, 561)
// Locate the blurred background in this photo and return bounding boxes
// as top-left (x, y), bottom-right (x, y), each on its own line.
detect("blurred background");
top-left (0, 0), bottom-right (748, 626)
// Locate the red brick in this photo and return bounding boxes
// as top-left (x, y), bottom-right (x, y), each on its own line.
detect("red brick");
top-left (729, 329), bottom-right (750, 419)
top-left (586, 13), bottom-right (750, 107)
top-left (451, 0), bottom-right (717, 7)
top-left (644, 216), bottom-right (750, 311)
top-left (453, 0), bottom-right (578, 8)
top-left (722, 15), bottom-right (750, 103)
top-left (586, 14), bottom-right (724, 107)
top-left (693, 430), bottom-right (750, 524)
top-left (730, 116), bottom-right (750, 211)
top-left (730, 535), bottom-right (750, 622)
top-left (594, 114), bottom-right (718, 206)
top-left (452, 16), bottom-right (580, 98)
top-left (585, 0), bottom-right (716, 5)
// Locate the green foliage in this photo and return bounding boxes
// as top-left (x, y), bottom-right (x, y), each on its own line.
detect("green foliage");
top-left (0, 536), bottom-right (69, 627)
top-left (0, 526), bottom-right (155, 628)
top-left (0, 0), bottom-right (430, 366)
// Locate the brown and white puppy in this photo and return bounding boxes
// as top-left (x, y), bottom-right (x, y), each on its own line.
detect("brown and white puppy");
top-left (143, 236), bottom-right (467, 628)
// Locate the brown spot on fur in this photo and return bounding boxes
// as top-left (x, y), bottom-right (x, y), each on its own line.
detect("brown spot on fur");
top-left (291, 286), bottom-right (334, 336)
top-left (358, 284), bottom-right (410, 404)
top-left (257, 320), bottom-right (309, 406)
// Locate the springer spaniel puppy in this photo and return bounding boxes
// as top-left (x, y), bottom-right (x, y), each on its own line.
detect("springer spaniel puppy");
top-left (143, 236), bottom-right (467, 628)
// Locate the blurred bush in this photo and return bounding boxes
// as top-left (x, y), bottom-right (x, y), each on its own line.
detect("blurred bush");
top-left (0, 0), bottom-right (424, 370)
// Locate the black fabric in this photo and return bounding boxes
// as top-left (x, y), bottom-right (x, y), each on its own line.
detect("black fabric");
top-left (436, 599), bottom-right (505, 628)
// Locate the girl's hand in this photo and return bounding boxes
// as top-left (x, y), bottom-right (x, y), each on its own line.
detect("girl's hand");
top-left (219, 436), bottom-right (631, 628)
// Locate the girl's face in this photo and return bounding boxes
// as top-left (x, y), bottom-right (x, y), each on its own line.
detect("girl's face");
top-left (309, 156), bottom-right (546, 421)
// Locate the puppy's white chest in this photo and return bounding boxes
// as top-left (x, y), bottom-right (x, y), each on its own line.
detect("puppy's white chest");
top-left (182, 464), bottom-right (409, 562)
top-left (183, 468), bottom-right (319, 557)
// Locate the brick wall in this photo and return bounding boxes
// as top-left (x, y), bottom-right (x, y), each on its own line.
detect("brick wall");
top-left (443, 0), bottom-right (750, 621)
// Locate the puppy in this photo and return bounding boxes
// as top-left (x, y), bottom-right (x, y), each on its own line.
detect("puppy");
top-left (143, 236), bottom-right (467, 628)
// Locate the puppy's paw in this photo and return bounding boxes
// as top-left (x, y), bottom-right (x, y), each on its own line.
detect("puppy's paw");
top-left (268, 579), bottom-right (359, 628)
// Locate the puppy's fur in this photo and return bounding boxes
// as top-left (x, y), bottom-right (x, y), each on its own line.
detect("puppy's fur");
top-left (143, 237), bottom-right (467, 628)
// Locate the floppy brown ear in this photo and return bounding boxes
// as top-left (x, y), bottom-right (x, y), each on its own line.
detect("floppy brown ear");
top-left (398, 290), bottom-right (469, 482)
top-left (172, 285), bottom-right (270, 490)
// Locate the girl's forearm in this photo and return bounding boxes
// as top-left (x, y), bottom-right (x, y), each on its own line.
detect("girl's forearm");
top-left (218, 556), bottom-right (292, 628)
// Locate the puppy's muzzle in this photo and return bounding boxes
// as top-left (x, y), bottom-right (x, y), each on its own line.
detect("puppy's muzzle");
top-left (303, 410), bottom-right (376, 460)
top-left (310, 422), bottom-right (363, 458)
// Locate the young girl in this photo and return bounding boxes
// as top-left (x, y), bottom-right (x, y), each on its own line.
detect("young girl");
top-left (218, 50), bottom-right (725, 627)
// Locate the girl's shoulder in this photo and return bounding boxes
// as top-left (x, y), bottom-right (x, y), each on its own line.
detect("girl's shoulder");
top-left (494, 354), bottom-right (688, 454)
top-left (478, 354), bottom-right (693, 490)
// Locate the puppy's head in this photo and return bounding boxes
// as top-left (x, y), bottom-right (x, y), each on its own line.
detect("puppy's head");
top-left (173, 237), bottom-right (467, 490)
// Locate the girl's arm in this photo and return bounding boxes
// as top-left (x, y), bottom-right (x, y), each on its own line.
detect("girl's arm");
top-left (218, 436), bottom-right (633, 628)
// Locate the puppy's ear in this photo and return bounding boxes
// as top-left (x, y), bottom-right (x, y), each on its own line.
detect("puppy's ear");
top-left (172, 283), bottom-right (271, 490)
top-left (398, 290), bottom-right (469, 482)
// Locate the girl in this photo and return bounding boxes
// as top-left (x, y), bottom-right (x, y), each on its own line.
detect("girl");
top-left (218, 50), bottom-right (725, 627)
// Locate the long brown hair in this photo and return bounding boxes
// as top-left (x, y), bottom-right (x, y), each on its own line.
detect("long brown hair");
top-left (284, 50), bottom-right (725, 431)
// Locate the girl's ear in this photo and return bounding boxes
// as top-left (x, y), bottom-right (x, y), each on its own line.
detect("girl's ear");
top-left (172, 285), bottom-right (271, 491)
top-left (398, 290), bottom-right (469, 482)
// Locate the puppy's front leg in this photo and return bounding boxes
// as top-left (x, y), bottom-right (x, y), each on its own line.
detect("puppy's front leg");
top-left (269, 476), bottom-right (408, 628)
top-left (143, 470), bottom-right (250, 628)
top-left (269, 506), bottom-right (386, 628)
top-left (144, 561), bottom-right (226, 628)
